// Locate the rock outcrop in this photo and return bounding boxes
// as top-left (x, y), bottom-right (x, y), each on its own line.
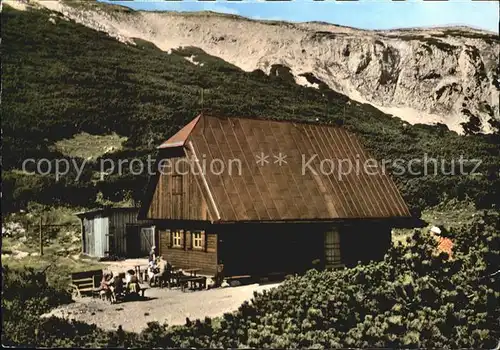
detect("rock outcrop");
top-left (26, 0), bottom-right (500, 133)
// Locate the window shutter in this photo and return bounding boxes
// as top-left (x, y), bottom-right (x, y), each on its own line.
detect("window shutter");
top-left (203, 231), bottom-right (207, 252)
top-left (183, 230), bottom-right (187, 251)
top-left (166, 230), bottom-right (172, 248)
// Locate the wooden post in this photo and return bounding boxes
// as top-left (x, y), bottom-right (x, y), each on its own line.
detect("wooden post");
top-left (80, 218), bottom-right (85, 254)
top-left (39, 216), bottom-right (43, 256)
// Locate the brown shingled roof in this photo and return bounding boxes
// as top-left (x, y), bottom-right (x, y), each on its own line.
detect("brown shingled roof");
top-left (148, 114), bottom-right (411, 222)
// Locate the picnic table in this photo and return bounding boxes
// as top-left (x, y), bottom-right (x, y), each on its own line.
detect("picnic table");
top-left (179, 275), bottom-right (206, 291)
top-left (184, 268), bottom-right (201, 277)
top-left (178, 269), bottom-right (205, 291)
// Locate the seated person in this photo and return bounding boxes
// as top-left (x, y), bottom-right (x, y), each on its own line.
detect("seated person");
top-left (99, 272), bottom-right (114, 299)
top-left (125, 269), bottom-right (134, 284)
top-left (148, 260), bottom-right (160, 282)
top-left (208, 265), bottom-right (224, 290)
top-left (113, 272), bottom-right (125, 297)
top-left (165, 260), bottom-right (173, 276)
top-left (126, 270), bottom-right (141, 295)
top-left (157, 257), bottom-right (173, 288)
top-left (148, 256), bottom-right (166, 287)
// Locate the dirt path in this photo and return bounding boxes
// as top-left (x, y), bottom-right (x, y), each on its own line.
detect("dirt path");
top-left (42, 283), bottom-right (279, 333)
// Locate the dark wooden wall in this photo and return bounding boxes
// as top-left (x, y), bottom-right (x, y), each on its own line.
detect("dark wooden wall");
top-left (340, 223), bottom-right (391, 267)
top-left (217, 223), bottom-right (326, 277)
top-left (109, 210), bottom-right (142, 256)
top-left (158, 228), bottom-right (218, 275)
top-left (147, 156), bottom-right (212, 221)
top-left (153, 221), bottom-right (392, 277)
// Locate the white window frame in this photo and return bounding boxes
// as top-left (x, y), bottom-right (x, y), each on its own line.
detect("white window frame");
top-left (172, 230), bottom-right (182, 248)
top-left (192, 231), bottom-right (203, 250)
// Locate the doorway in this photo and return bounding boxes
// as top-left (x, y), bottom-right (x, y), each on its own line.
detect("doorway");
top-left (324, 229), bottom-right (341, 269)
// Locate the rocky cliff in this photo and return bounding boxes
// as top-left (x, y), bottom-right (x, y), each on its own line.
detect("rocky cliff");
top-left (19, 0), bottom-right (500, 133)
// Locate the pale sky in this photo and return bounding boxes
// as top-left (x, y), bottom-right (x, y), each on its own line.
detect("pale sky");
top-left (102, 0), bottom-right (499, 33)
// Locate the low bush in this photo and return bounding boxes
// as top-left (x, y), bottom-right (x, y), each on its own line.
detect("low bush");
top-left (2, 211), bottom-right (499, 348)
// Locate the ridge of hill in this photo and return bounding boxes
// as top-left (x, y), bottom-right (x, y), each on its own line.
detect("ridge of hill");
top-left (23, 0), bottom-right (500, 134)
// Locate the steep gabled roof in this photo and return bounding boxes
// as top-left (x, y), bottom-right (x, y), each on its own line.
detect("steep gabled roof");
top-left (145, 114), bottom-right (411, 222)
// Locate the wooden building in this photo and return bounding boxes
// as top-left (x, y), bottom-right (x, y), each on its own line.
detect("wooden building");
top-left (139, 114), bottom-right (414, 276)
top-left (76, 207), bottom-right (156, 258)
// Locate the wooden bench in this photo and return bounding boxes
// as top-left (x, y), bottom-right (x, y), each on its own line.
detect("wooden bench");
top-left (69, 269), bottom-right (103, 298)
top-left (179, 276), bottom-right (207, 292)
top-left (226, 275), bottom-right (251, 281)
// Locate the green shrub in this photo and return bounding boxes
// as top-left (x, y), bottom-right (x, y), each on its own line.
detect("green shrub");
top-left (3, 211), bottom-right (499, 348)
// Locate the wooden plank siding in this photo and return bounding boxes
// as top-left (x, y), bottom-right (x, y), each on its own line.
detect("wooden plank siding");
top-left (78, 208), bottom-right (153, 258)
top-left (109, 210), bottom-right (146, 256)
top-left (83, 218), bottom-right (94, 257)
top-left (158, 229), bottom-right (218, 275)
top-left (147, 156), bottom-right (211, 221)
top-left (109, 209), bottom-right (152, 256)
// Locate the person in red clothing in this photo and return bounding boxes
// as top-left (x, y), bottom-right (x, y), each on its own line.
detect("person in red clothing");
top-left (99, 272), bottom-right (114, 301)
top-left (429, 226), bottom-right (453, 259)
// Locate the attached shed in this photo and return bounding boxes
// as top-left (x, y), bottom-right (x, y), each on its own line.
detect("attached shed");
top-left (139, 114), bottom-right (416, 276)
top-left (76, 207), bottom-right (156, 258)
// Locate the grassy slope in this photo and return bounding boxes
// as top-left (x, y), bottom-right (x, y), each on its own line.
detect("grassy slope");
top-left (2, 6), bottom-right (500, 213)
top-left (53, 132), bottom-right (127, 160)
top-left (1, 204), bottom-right (104, 288)
top-left (392, 200), bottom-right (494, 245)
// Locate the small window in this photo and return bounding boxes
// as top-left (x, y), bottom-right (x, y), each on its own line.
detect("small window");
top-left (172, 230), bottom-right (183, 248)
top-left (192, 231), bottom-right (203, 250)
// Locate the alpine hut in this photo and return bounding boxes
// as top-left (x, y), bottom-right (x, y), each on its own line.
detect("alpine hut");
top-left (139, 114), bottom-right (414, 276)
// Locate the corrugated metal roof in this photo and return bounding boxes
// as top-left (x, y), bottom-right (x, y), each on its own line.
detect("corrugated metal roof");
top-left (75, 207), bottom-right (139, 218)
top-left (155, 114), bottom-right (411, 222)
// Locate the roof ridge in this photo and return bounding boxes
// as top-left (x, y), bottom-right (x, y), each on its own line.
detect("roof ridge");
top-left (200, 114), bottom-right (345, 128)
top-left (157, 114), bottom-right (347, 149)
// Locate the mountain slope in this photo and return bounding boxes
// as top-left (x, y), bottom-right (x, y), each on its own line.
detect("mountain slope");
top-left (29, 0), bottom-right (500, 134)
top-left (2, 5), bottom-right (500, 214)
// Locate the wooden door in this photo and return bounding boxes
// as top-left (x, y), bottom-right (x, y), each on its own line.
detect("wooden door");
top-left (140, 227), bottom-right (155, 256)
top-left (83, 218), bottom-right (94, 256)
top-left (324, 229), bottom-right (341, 269)
top-left (126, 225), bottom-right (141, 258)
top-left (93, 216), bottom-right (108, 258)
